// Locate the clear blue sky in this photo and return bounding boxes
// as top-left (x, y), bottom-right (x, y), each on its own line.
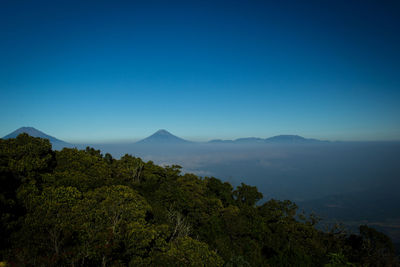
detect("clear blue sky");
top-left (1, 0), bottom-right (399, 142)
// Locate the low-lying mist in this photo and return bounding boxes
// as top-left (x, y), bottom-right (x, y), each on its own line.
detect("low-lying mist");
top-left (80, 142), bottom-right (399, 199)
top-left (81, 141), bottom-right (399, 241)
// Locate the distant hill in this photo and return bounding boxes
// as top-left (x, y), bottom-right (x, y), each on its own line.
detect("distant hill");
top-left (208, 139), bottom-right (234, 144)
top-left (208, 135), bottom-right (324, 144)
top-left (235, 137), bottom-right (265, 144)
top-left (136, 129), bottom-right (191, 145)
top-left (3, 127), bottom-right (72, 149)
top-left (264, 135), bottom-right (322, 144)
top-left (2, 128), bottom-right (325, 147)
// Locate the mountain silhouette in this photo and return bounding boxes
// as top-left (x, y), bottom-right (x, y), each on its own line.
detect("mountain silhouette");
top-left (209, 135), bottom-right (323, 144)
top-left (235, 137), bottom-right (265, 143)
top-left (208, 139), bottom-right (234, 144)
top-left (3, 127), bottom-right (72, 149)
top-left (3, 128), bottom-right (324, 146)
top-left (136, 129), bottom-right (191, 145)
top-left (264, 135), bottom-right (321, 144)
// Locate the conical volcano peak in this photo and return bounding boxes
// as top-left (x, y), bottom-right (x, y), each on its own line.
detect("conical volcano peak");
top-left (4, 127), bottom-right (59, 141)
top-left (154, 129), bottom-right (172, 135)
top-left (7, 127), bottom-right (43, 136)
top-left (136, 129), bottom-right (191, 144)
top-left (19, 126), bottom-right (36, 131)
top-left (2, 126), bottom-right (72, 149)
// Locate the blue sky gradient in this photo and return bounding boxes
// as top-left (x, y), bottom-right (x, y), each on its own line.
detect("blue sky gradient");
top-left (1, 0), bottom-right (399, 142)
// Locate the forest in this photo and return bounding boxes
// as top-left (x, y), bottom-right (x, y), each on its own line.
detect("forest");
top-left (1, 134), bottom-right (399, 266)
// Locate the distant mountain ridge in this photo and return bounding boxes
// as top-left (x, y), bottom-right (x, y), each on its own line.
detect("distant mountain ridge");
top-left (136, 129), bottom-right (192, 145)
top-left (136, 131), bottom-right (323, 145)
top-left (265, 135), bottom-right (321, 143)
top-left (2, 127), bottom-right (72, 149)
top-left (3, 127), bottom-right (325, 146)
top-left (209, 135), bottom-right (324, 144)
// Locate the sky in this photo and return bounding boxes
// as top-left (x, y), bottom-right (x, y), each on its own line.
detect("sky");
top-left (1, 0), bottom-right (399, 143)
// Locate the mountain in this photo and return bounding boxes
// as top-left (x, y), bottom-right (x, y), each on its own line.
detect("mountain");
top-left (208, 139), bottom-right (234, 144)
top-left (264, 135), bottom-right (322, 144)
top-left (3, 127), bottom-right (72, 149)
top-left (235, 137), bottom-right (265, 143)
top-left (136, 129), bottom-right (191, 145)
top-left (208, 135), bottom-right (323, 144)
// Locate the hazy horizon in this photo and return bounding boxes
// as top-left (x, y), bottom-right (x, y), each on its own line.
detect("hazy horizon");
top-left (2, 126), bottom-right (400, 144)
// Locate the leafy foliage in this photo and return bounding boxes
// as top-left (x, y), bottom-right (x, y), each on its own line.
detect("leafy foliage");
top-left (0, 134), bottom-right (398, 266)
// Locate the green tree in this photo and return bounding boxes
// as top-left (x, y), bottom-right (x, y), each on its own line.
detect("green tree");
top-left (48, 148), bottom-right (112, 191)
top-left (154, 237), bottom-right (223, 266)
top-left (13, 186), bottom-right (82, 265)
top-left (73, 185), bottom-right (151, 266)
top-left (205, 177), bottom-right (234, 207)
top-left (233, 183), bottom-right (263, 206)
top-left (0, 134), bottom-right (55, 258)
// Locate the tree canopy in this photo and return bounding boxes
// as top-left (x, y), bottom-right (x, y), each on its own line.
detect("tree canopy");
top-left (0, 134), bottom-right (398, 266)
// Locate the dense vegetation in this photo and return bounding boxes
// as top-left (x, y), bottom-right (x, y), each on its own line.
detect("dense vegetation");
top-left (1, 134), bottom-right (398, 266)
